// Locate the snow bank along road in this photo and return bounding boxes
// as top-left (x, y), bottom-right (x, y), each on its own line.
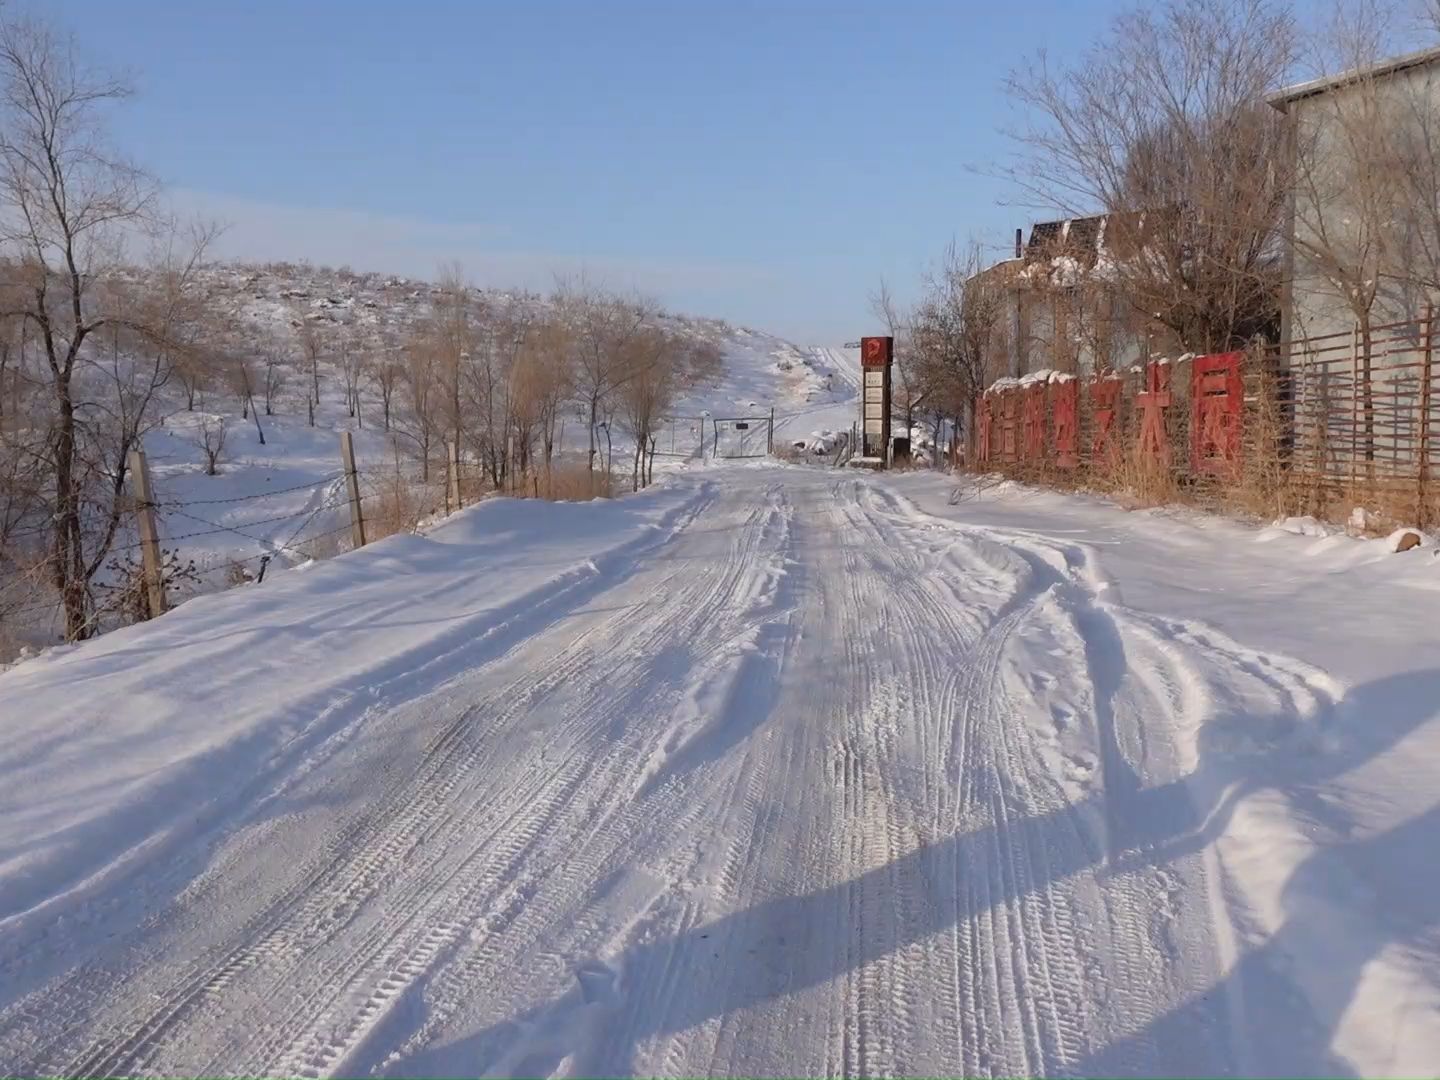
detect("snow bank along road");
top-left (1, 465), bottom-right (1437, 1077)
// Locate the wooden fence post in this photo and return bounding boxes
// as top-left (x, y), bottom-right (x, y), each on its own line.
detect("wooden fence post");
top-left (1420, 303), bottom-right (1434, 529)
top-left (446, 439), bottom-right (462, 511)
top-left (127, 448), bottom-right (167, 618)
top-left (768, 407), bottom-right (775, 455)
top-left (341, 431), bottom-right (366, 548)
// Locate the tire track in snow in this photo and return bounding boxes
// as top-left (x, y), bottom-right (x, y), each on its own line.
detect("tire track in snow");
top-left (865, 484), bottom-right (1343, 1074)
top-left (345, 483), bottom-right (804, 1079)
top-left (40, 484), bottom-right (794, 1078)
top-left (855, 483), bottom-right (1175, 1075)
top-left (4, 467), bottom-right (1354, 1078)
top-left (261, 487), bottom-right (802, 1078)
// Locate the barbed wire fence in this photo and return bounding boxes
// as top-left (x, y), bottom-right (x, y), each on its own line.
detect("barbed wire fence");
top-left (0, 433), bottom-right (463, 648)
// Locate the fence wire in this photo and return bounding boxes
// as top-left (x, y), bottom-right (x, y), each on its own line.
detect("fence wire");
top-left (0, 460), bottom-right (418, 644)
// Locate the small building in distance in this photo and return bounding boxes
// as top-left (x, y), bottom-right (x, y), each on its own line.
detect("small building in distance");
top-left (975, 215), bottom-right (1177, 383)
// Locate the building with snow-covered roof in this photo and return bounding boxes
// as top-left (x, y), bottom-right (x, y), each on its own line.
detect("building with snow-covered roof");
top-left (975, 214), bottom-right (1174, 381)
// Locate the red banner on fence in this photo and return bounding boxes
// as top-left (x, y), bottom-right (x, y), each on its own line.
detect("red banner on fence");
top-left (976, 358), bottom-right (1242, 478)
top-left (1091, 378), bottom-right (1121, 461)
top-left (1136, 362), bottom-right (1173, 468)
top-left (1191, 351), bottom-right (1244, 476)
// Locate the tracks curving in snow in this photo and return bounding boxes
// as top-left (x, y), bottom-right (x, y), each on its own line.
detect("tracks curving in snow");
top-left (0, 466), bottom-right (1352, 1077)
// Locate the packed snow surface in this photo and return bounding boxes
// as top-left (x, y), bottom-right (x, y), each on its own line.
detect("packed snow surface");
top-left (1, 465), bottom-right (1437, 1077)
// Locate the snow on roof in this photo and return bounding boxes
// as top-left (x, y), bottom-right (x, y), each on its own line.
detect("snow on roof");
top-left (1268, 44), bottom-right (1440, 109)
top-left (985, 369), bottom-right (1077, 394)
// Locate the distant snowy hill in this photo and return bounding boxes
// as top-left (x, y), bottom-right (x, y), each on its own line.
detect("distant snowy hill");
top-left (17, 262), bottom-right (861, 646)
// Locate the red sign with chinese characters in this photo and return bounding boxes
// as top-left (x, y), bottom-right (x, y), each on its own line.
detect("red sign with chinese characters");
top-left (1190, 351), bottom-right (1244, 476)
top-left (860, 336), bottom-right (893, 368)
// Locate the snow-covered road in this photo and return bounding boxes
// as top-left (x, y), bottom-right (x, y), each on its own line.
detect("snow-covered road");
top-left (2, 465), bottom-right (1437, 1077)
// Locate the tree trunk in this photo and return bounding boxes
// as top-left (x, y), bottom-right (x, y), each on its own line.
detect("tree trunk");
top-left (587, 396), bottom-right (599, 474)
top-left (52, 387), bottom-right (88, 640)
top-left (250, 398), bottom-right (267, 445)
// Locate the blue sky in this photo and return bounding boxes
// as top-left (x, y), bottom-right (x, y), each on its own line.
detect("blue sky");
top-left (47, 0), bottom-right (1147, 342)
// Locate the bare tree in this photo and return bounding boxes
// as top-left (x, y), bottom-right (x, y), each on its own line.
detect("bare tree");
top-left (222, 345), bottom-right (266, 445)
top-left (526, 313), bottom-right (575, 481)
top-left (173, 340), bottom-right (210, 410)
top-left (558, 282), bottom-right (653, 479)
top-left (414, 263), bottom-right (487, 476)
top-left (1004, 0), bottom-right (1294, 351)
top-left (335, 322), bottom-right (365, 422)
top-left (0, 14), bottom-right (166, 638)
top-left (908, 241), bottom-right (1011, 456)
top-left (252, 326), bottom-right (291, 416)
top-left (367, 330), bottom-right (404, 432)
top-left (296, 314), bottom-right (326, 421)
top-left (193, 414), bottom-right (227, 476)
top-left (618, 325), bottom-right (690, 490)
top-left (490, 299), bottom-right (538, 487)
top-left (399, 334), bottom-right (440, 482)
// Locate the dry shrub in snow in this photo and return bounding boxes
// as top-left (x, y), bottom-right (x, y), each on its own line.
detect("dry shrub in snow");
top-left (537, 461), bottom-right (614, 502)
top-left (362, 465), bottom-right (440, 542)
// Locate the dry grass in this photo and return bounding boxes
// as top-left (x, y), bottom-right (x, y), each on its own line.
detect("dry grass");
top-left (770, 442), bottom-right (807, 464)
top-left (531, 462), bottom-right (615, 502)
top-left (360, 463), bottom-right (445, 542)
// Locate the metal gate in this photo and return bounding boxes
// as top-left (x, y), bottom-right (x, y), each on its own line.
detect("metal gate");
top-left (711, 413), bottom-right (775, 459)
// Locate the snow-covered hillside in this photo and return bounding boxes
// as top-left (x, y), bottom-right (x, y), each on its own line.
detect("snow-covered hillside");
top-left (3, 261), bottom-right (860, 653)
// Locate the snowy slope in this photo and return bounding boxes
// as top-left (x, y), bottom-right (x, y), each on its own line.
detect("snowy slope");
top-left (665, 332), bottom-right (859, 456)
top-left (4, 261), bottom-right (856, 652)
top-left (0, 464), bottom-right (1437, 1076)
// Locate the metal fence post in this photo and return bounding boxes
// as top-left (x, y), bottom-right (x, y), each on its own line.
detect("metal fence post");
top-left (1420, 303), bottom-right (1434, 529)
top-left (127, 448), bottom-right (167, 618)
top-left (1349, 320), bottom-right (1360, 491)
top-left (341, 431), bottom-right (366, 548)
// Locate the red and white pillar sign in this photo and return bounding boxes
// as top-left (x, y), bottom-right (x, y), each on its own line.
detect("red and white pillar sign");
top-left (860, 336), bottom-right (893, 463)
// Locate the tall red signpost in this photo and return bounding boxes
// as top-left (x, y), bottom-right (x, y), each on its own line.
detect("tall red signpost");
top-left (860, 335), bottom-right (894, 465)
